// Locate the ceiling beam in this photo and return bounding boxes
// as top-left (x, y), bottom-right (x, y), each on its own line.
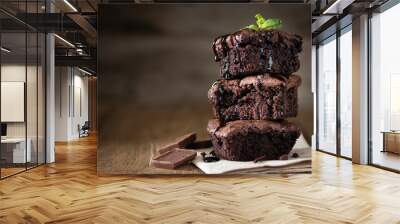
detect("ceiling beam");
top-left (12, 13), bottom-right (82, 32)
top-left (322, 0), bottom-right (356, 15)
top-left (67, 13), bottom-right (97, 39)
top-left (55, 55), bottom-right (96, 72)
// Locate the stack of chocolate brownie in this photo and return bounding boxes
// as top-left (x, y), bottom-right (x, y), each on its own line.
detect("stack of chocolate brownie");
top-left (207, 28), bottom-right (303, 162)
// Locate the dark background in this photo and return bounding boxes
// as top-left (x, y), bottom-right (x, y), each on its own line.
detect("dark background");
top-left (98, 3), bottom-right (311, 174)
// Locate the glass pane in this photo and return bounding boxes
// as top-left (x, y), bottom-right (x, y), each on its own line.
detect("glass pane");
top-left (371, 4), bottom-right (400, 171)
top-left (1, 31), bottom-right (27, 177)
top-left (27, 31), bottom-right (38, 169)
top-left (26, 0), bottom-right (38, 169)
top-left (317, 36), bottom-right (337, 154)
top-left (340, 28), bottom-right (352, 158)
top-left (38, 33), bottom-right (45, 165)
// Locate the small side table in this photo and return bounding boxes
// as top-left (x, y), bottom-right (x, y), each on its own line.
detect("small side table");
top-left (381, 131), bottom-right (400, 154)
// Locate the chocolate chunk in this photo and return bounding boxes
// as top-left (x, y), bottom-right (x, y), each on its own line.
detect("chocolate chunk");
top-left (158, 133), bottom-right (197, 154)
top-left (151, 149), bottom-right (197, 169)
top-left (157, 143), bottom-right (178, 155)
top-left (185, 140), bottom-right (213, 149)
top-left (201, 151), bottom-right (220, 163)
top-left (204, 156), bottom-right (220, 163)
top-left (176, 133), bottom-right (197, 148)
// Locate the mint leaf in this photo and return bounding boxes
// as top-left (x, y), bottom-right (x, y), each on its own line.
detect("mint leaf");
top-left (262, 18), bottom-right (282, 30)
top-left (255, 13), bottom-right (267, 28)
top-left (246, 24), bottom-right (259, 31)
top-left (245, 13), bottom-right (282, 31)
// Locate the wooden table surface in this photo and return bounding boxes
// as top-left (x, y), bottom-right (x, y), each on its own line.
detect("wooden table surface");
top-left (98, 105), bottom-right (311, 175)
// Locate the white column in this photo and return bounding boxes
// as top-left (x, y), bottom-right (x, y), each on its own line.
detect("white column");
top-left (352, 14), bottom-right (369, 164)
top-left (46, 1), bottom-right (55, 163)
top-left (46, 33), bottom-right (55, 163)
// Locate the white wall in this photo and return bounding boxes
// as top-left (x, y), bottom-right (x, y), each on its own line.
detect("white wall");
top-left (1, 65), bottom-right (25, 164)
top-left (55, 67), bottom-right (89, 141)
top-left (55, 66), bottom-right (70, 141)
top-left (1, 65), bottom-right (40, 138)
top-left (1, 65), bottom-right (27, 140)
top-left (71, 73), bottom-right (89, 138)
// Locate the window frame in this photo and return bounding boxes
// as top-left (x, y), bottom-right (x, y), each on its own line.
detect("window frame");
top-left (315, 24), bottom-right (353, 161)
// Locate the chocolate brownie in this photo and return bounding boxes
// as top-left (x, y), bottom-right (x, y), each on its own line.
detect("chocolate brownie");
top-left (285, 77), bottom-right (300, 117)
top-left (207, 119), bottom-right (300, 161)
top-left (212, 28), bottom-right (302, 79)
top-left (208, 74), bottom-right (301, 123)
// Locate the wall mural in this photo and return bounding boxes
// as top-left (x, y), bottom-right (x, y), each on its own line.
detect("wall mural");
top-left (98, 3), bottom-right (312, 175)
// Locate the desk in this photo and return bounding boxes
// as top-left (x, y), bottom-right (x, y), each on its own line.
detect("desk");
top-left (382, 131), bottom-right (400, 154)
top-left (1, 138), bottom-right (31, 163)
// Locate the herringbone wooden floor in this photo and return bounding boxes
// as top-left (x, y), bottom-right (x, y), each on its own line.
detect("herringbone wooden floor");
top-left (1, 135), bottom-right (400, 224)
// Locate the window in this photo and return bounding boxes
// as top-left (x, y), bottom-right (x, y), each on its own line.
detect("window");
top-left (370, 3), bottom-right (400, 171)
top-left (339, 27), bottom-right (352, 158)
top-left (317, 35), bottom-right (337, 154)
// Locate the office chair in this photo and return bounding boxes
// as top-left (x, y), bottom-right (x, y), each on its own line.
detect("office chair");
top-left (79, 121), bottom-right (90, 138)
